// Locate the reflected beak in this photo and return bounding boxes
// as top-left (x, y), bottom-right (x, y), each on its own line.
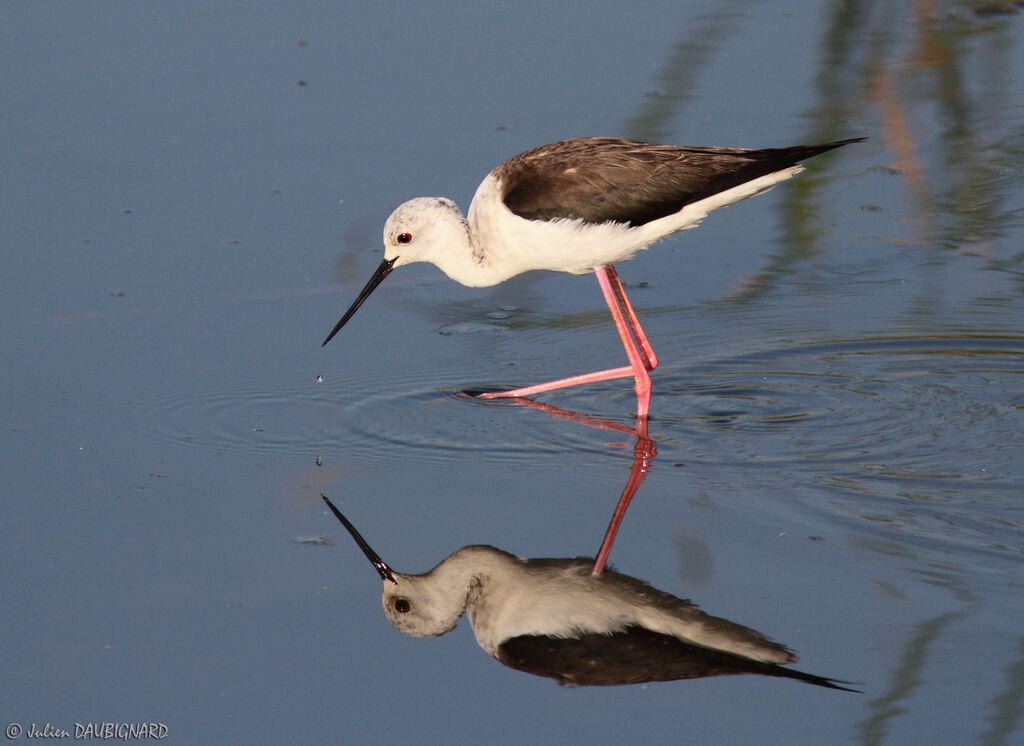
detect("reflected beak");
top-left (321, 494), bottom-right (398, 585)
top-left (322, 257), bottom-right (398, 346)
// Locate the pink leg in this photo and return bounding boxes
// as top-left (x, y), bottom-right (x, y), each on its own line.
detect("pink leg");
top-left (591, 433), bottom-right (657, 575)
top-left (595, 267), bottom-right (653, 419)
top-left (478, 265), bottom-right (659, 418)
top-left (605, 266), bottom-right (659, 372)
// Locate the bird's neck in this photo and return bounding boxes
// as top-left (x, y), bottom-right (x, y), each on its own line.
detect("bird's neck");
top-left (417, 211), bottom-right (519, 289)
top-left (428, 546), bottom-right (528, 656)
top-left (430, 545), bottom-right (515, 586)
top-left (421, 546), bottom-right (512, 619)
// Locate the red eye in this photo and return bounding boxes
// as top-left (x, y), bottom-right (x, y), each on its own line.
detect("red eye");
top-left (394, 598), bottom-right (410, 613)
top-left (397, 233), bottom-right (412, 244)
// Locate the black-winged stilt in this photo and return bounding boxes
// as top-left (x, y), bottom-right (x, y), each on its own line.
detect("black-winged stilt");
top-left (321, 495), bottom-right (856, 690)
top-left (323, 136), bottom-right (864, 419)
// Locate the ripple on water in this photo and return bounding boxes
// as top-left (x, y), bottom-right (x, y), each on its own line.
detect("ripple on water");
top-left (130, 332), bottom-right (1024, 486)
top-left (128, 367), bottom-right (635, 467)
top-left (129, 332), bottom-right (1023, 570)
top-left (658, 333), bottom-right (1024, 474)
top-left (653, 332), bottom-right (1024, 575)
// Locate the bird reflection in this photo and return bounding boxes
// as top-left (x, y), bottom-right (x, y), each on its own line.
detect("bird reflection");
top-left (321, 494), bottom-right (855, 690)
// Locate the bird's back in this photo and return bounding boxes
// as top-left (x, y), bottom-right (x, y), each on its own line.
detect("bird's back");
top-left (495, 136), bottom-right (863, 227)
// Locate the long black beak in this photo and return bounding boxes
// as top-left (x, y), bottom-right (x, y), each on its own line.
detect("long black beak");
top-left (321, 494), bottom-right (397, 584)
top-left (322, 257), bottom-right (398, 346)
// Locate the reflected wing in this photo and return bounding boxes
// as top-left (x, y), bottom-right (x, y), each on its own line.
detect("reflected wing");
top-left (497, 625), bottom-right (857, 690)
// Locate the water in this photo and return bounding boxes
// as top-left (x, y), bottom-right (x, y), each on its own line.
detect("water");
top-left (2, 1), bottom-right (1023, 744)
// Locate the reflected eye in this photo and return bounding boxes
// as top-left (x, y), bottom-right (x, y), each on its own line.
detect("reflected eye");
top-left (397, 233), bottom-right (412, 244)
top-left (394, 598), bottom-right (411, 613)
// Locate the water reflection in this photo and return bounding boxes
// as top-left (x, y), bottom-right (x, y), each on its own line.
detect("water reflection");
top-left (857, 613), bottom-right (959, 743)
top-left (321, 495), bottom-right (855, 691)
top-left (495, 397), bottom-right (657, 574)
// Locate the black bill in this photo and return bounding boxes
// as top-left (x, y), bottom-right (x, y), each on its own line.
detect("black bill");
top-left (321, 494), bottom-right (397, 585)
top-left (322, 257), bottom-right (398, 346)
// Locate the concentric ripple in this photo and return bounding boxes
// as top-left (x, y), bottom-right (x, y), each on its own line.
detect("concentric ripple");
top-left (656, 333), bottom-right (1024, 477)
top-left (129, 332), bottom-right (1024, 485)
top-left (128, 367), bottom-right (633, 467)
top-left (639, 331), bottom-right (1024, 574)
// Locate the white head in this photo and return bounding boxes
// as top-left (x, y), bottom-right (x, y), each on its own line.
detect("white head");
top-left (382, 197), bottom-right (470, 268)
top-left (321, 197), bottom-right (470, 346)
top-left (379, 571), bottom-right (468, 638)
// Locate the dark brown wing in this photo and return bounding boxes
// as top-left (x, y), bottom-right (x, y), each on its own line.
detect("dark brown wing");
top-left (497, 137), bottom-right (865, 227)
top-left (497, 625), bottom-right (858, 690)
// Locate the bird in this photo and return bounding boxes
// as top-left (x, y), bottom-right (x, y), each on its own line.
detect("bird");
top-left (321, 495), bottom-right (857, 690)
top-left (322, 136), bottom-right (864, 419)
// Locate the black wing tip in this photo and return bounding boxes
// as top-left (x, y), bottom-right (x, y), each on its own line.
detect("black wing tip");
top-left (824, 136), bottom-right (868, 150)
top-left (819, 136), bottom-right (868, 152)
top-left (794, 136), bottom-right (868, 162)
top-left (781, 668), bottom-right (863, 693)
top-left (833, 681), bottom-right (864, 693)
top-left (813, 678), bottom-right (863, 693)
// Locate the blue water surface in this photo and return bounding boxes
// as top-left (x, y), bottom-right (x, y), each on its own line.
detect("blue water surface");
top-left (2, 1), bottom-right (1023, 744)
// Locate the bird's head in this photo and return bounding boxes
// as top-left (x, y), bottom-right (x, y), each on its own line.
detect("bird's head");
top-left (321, 495), bottom-right (467, 639)
top-left (381, 197), bottom-right (466, 267)
top-left (321, 197), bottom-right (467, 347)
